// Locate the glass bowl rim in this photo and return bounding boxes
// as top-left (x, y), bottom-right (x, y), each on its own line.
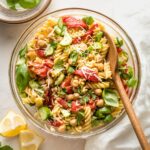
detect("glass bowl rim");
top-left (9, 7), bottom-right (141, 139)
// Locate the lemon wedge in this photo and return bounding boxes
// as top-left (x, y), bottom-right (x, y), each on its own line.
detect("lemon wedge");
top-left (19, 129), bottom-right (44, 150)
top-left (0, 111), bottom-right (27, 137)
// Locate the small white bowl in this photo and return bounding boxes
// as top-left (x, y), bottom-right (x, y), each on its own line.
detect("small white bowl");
top-left (0, 0), bottom-right (52, 24)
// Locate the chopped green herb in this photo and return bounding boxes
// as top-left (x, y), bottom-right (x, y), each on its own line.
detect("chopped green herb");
top-left (80, 95), bottom-right (89, 104)
top-left (67, 66), bottom-right (75, 74)
top-left (114, 37), bottom-right (123, 48)
top-left (82, 16), bottom-right (94, 25)
top-left (69, 51), bottom-right (78, 65)
top-left (76, 110), bottom-right (85, 125)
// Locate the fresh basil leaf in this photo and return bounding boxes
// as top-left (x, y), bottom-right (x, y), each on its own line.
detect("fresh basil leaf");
top-left (114, 37), bottom-right (123, 48)
top-left (104, 114), bottom-right (113, 123)
top-left (69, 51), bottom-right (78, 65)
top-left (127, 77), bottom-right (137, 87)
top-left (19, 0), bottom-right (37, 9)
top-left (82, 16), bottom-right (94, 25)
top-left (76, 110), bottom-right (84, 125)
top-left (0, 142), bottom-right (13, 150)
top-left (6, 0), bottom-right (19, 9)
top-left (53, 59), bottom-right (64, 70)
top-left (91, 116), bottom-right (100, 127)
top-left (16, 63), bottom-right (30, 92)
top-left (19, 45), bottom-right (28, 58)
top-left (102, 89), bottom-right (119, 107)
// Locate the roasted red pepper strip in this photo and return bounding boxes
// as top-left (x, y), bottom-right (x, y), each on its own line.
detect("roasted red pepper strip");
top-left (117, 47), bottom-right (122, 53)
top-left (74, 67), bottom-right (99, 82)
top-left (88, 100), bottom-right (96, 110)
top-left (58, 98), bottom-right (68, 109)
top-left (71, 101), bottom-right (81, 113)
top-left (62, 16), bottom-right (87, 29)
top-left (82, 24), bottom-right (99, 41)
top-left (61, 76), bottom-right (73, 93)
top-left (61, 76), bottom-right (72, 88)
top-left (44, 59), bottom-right (54, 68)
top-left (51, 120), bottom-right (62, 127)
top-left (36, 50), bottom-right (46, 58)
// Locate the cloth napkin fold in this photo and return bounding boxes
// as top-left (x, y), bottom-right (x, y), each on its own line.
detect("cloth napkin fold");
top-left (85, 0), bottom-right (150, 149)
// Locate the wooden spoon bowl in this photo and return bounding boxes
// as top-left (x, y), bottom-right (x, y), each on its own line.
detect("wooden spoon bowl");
top-left (103, 31), bottom-right (150, 150)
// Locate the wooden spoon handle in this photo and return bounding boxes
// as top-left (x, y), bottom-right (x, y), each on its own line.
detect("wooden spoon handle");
top-left (114, 73), bottom-right (150, 150)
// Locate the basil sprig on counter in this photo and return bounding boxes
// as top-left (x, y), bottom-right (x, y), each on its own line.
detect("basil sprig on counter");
top-left (6, 0), bottom-right (41, 10)
top-left (0, 142), bottom-right (13, 150)
top-left (16, 45), bottom-right (30, 93)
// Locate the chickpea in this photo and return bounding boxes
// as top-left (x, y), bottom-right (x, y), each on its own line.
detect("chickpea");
top-left (74, 93), bottom-right (80, 99)
top-left (68, 59), bottom-right (72, 65)
top-left (74, 76), bottom-right (79, 80)
top-left (38, 40), bottom-right (47, 48)
top-left (71, 80), bottom-right (79, 87)
top-left (94, 89), bottom-right (102, 96)
top-left (66, 94), bottom-right (74, 101)
top-left (96, 99), bottom-right (104, 107)
top-left (58, 124), bottom-right (66, 132)
top-left (70, 119), bottom-right (77, 126)
top-left (27, 51), bottom-right (37, 59)
top-left (88, 54), bottom-right (94, 60)
top-left (97, 63), bottom-right (104, 71)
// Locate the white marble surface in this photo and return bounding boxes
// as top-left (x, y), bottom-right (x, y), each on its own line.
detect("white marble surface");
top-left (0, 0), bottom-right (150, 150)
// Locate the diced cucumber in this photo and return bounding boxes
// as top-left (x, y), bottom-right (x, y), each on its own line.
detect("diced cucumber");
top-left (58, 18), bottom-right (64, 29)
top-left (45, 45), bottom-right (54, 56)
top-left (61, 109), bottom-right (70, 117)
top-left (92, 42), bottom-right (102, 49)
top-left (55, 73), bottom-right (65, 85)
top-left (29, 80), bottom-right (39, 89)
top-left (60, 30), bottom-right (72, 46)
top-left (54, 25), bottom-right (62, 35)
top-left (39, 106), bottom-right (52, 120)
top-left (67, 66), bottom-right (75, 74)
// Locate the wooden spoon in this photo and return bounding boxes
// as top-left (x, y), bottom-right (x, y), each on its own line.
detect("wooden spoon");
top-left (104, 31), bottom-right (150, 150)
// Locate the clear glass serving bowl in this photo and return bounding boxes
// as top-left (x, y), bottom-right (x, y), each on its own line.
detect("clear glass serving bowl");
top-left (9, 8), bottom-right (141, 139)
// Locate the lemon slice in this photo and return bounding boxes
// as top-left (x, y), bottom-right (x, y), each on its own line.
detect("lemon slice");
top-left (0, 111), bottom-right (27, 137)
top-left (19, 129), bottom-right (44, 150)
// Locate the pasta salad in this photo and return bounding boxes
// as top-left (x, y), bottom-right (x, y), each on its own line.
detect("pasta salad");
top-left (16, 16), bottom-right (137, 134)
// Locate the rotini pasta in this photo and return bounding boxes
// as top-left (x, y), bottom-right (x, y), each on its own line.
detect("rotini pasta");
top-left (16, 15), bottom-right (137, 134)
